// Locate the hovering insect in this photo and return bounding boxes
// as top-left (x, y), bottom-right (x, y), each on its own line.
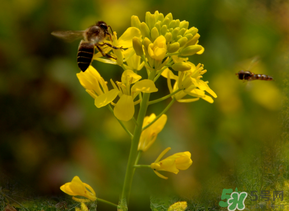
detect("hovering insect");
top-left (236, 56), bottom-right (273, 81)
top-left (51, 21), bottom-right (123, 72)
top-left (236, 70), bottom-right (273, 81)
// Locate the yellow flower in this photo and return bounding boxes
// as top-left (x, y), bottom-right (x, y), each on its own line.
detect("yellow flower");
top-left (138, 114), bottom-right (167, 151)
top-left (151, 147), bottom-right (193, 179)
top-left (60, 176), bottom-right (96, 202)
top-left (162, 62), bottom-right (217, 103)
top-left (75, 203), bottom-right (89, 211)
top-left (112, 70), bottom-right (158, 121)
top-left (148, 35), bottom-right (167, 61)
top-left (168, 201), bottom-right (187, 211)
top-left (76, 66), bottom-right (119, 108)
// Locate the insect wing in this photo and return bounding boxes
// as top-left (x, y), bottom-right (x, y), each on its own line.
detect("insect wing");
top-left (51, 30), bottom-right (85, 42)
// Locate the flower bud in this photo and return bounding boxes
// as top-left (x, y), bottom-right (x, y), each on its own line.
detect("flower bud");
top-left (151, 27), bottom-right (159, 42)
top-left (178, 28), bottom-right (186, 36)
top-left (167, 42), bottom-right (180, 53)
top-left (145, 11), bottom-right (156, 29)
top-left (140, 22), bottom-right (150, 38)
top-left (184, 27), bottom-right (198, 37)
top-left (179, 20), bottom-right (189, 29)
top-left (133, 37), bottom-right (143, 56)
top-left (186, 33), bottom-right (200, 46)
top-left (179, 45), bottom-right (204, 56)
top-left (164, 13), bottom-right (173, 22)
top-left (171, 62), bottom-right (191, 71)
top-left (160, 25), bottom-right (167, 35)
top-left (172, 27), bottom-right (180, 40)
top-left (131, 15), bottom-right (141, 29)
top-left (165, 32), bottom-right (172, 43)
top-left (177, 37), bottom-right (188, 47)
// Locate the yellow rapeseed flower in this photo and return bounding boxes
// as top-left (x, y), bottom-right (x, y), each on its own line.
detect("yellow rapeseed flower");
top-left (138, 113), bottom-right (167, 151)
top-left (112, 70), bottom-right (158, 121)
top-left (76, 66), bottom-right (119, 108)
top-left (151, 147), bottom-right (193, 179)
top-left (60, 176), bottom-right (96, 202)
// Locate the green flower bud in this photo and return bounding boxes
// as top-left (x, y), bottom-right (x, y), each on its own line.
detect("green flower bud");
top-left (169, 20), bottom-right (178, 29)
top-left (165, 32), bottom-right (172, 43)
top-left (131, 15), bottom-right (141, 29)
top-left (186, 33), bottom-right (200, 46)
top-left (178, 28), bottom-right (186, 36)
top-left (167, 42), bottom-right (180, 53)
top-left (165, 13), bottom-right (173, 22)
top-left (133, 37), bottom-right (143, 56)
top-left (145, 11), bottom-right (156, 29)
top-left (162, 17), bottom-right (171, 27)
top-left (156, 12), bottom-right (164, 22)
top-left (184, 33), bottom-right (194, 41)
top-left (143, 37), bottom-right (152, 49)
top-left (179, 20), bottom-right (189, 29)
top-left (155, 21), bottom-right (162, 32)
top-left (140, 22), bottom-right (150, 38)
top-left (177, 37), bottom-right (188, 47)
top-left (171, 62), bottom-right (191, 71)
top-left (184, 27), bottom-right (198, 37)
top-left (172, 27), bottom-right (180, 40)
top-left (160, 25), bottom-right (168, 35)
top-left (151, 27), bottom-right (160, 42)
top-left (179, 45), bottom-right (204, 56)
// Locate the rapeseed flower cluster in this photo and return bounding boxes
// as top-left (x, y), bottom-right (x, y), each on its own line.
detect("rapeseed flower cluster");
top-left (60, 11), bottom-right (217, 210)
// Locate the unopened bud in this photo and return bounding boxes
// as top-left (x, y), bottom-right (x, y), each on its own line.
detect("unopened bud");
top-left (168, 42), bottom-right (180, 53)
top-left (131, 15), bottom-right (141, 29)
top-left (177, 37), bottom-right (188, 47)
top-left (151, 27), bottom-right (159, 42)
top-left (140, 22), bottom-right (150, 38)
top-left (179, 45), bottom-right (204, 56)
top-left (133, 37), bottom-right (143, 56)
top-left (171, 62), bottom-right (191, 71)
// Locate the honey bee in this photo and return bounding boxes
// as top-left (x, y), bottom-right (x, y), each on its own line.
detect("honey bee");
top-left (236, 70), bottom-right (273, 81)
top-left (51, 21), bottom-right (123, 72)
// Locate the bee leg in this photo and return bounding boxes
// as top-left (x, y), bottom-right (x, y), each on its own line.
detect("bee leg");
top-left (95, 44), bottom-right (117, 60)
top-left (98, 42), bottom-right (127, 50)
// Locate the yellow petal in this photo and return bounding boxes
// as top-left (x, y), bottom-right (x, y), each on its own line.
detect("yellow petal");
top-left (94, 89), bottom-right (119, 108)
top-left (118, 27), bottom-right (142, 47)
top-left (131, 79), bottom-right (158, 94)
top-left (114, 95), bottom-right (135, 121)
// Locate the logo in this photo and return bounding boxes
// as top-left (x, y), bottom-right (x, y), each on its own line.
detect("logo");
top-left (219, 188), bottom-right (247, 211)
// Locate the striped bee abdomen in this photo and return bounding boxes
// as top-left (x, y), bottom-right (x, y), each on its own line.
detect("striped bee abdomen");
top-left (77, 41), bottom-right (94, 72)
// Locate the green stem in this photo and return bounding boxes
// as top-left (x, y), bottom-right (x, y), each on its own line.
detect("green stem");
top-left (134, 164), bottom-right (151, 168)
top-left (118, 70), bottom-right (156, 211)
top-left (148, 89), bottom-right (181, 105)
top-left (107, 105), bottom-right (133, 138)
top-left (97, 198), bottom-right (118, 207)
top-left (142, 98), bottom-right (175, 131)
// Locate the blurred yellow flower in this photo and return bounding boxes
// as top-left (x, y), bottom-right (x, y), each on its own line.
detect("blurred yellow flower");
top-left (76, 66), bottom-right (119, 108)
top-left (138, 113), bottom-right (167, 151)
top-left (168, 201), bottom-right (187, 211)
top-left (60, 176), bottom-right (96, 202)
top-left (75, 202), bottom-right (89, 211)
top-left (151, 147), bottom-right (193, 179)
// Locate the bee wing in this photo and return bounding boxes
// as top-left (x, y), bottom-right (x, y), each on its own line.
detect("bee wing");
top-left (51, 30), bottom-right (85, 42)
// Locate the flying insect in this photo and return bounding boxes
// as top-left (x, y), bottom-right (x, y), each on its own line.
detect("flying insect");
top-left (51, 21), bottom-right (122, 72)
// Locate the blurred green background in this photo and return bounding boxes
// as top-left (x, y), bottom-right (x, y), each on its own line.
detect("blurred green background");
top-left (0, 0), bottom-right (288, 210)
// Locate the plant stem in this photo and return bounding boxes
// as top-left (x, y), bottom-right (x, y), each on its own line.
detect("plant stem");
top-left (118, 70), bottom-right (156, 211)
top-left (97, 198), bottom-right (118, 207)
